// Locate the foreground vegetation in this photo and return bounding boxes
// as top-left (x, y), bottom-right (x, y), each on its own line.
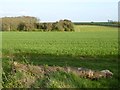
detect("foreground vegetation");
top-left (2, 25), bottom-right (119, 88)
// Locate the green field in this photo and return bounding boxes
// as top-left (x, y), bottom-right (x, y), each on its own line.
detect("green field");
top-left (2, 25), bottom-right (119, 88)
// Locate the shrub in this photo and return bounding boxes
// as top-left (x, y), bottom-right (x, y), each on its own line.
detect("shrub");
top-left (52, 20), bottom-right (74, 31)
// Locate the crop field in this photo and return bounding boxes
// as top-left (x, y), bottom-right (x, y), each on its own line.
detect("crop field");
top-left (1, 25), bottom-right (119, 88)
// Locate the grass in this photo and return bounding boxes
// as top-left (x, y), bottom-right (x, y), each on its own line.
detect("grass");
top-left (32, 71), bottom-right (105, 88)
top-left (1, 25), bottom-right (119, 88)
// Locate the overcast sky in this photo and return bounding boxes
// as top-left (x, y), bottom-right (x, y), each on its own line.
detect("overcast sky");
top-left (0, 0), bottom-right (119, 22)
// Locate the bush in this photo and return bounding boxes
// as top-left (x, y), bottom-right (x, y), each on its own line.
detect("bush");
top-left (52, 20), bottom-right (74, 31)
top-left (53, 22), bottom-right (64, 31)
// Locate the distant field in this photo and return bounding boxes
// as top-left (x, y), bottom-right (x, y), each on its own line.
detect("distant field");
top-left (74, 25), bottom-right (118, 32)
top-left (2, 25), bottom-right (119, 88)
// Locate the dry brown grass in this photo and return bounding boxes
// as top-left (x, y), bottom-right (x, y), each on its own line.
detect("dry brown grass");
top-left (12, 61), bottom-right (113, 81)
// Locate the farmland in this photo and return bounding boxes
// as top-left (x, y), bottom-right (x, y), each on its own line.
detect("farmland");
top-left (2, 25), bottom-right (119, 88)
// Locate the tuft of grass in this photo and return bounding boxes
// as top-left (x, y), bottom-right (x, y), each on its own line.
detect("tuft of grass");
top-left (33, 71), bottom-right (109, 88)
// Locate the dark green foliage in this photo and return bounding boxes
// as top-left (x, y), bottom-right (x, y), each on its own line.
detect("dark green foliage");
top-left (42, 23), bottom-right (53, 31)
top-left (62, 19), bottom-right (74, 31)
top-left (53, 22), bottom-right (64, 31)
top-left (17, 22), bottom-right (26, 31)
top-left (53, 19), bottom-right (74, 31)
top-left (36, 20), bottom-right (74, 31)
top-left (17, 22), bottom-right (35, 31)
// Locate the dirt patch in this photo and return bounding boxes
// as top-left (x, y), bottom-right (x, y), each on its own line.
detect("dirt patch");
top-left (5, 61), bottom-right (113, 87)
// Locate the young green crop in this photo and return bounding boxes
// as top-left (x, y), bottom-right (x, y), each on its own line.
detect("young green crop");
top-left (1, 25), bottom-right (119, 88)
top-left (2, 25), bottom-right (118, 57)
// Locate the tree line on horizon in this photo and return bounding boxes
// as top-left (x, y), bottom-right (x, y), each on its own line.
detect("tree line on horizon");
top-left (1, 16), bottom-right (74, 31)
